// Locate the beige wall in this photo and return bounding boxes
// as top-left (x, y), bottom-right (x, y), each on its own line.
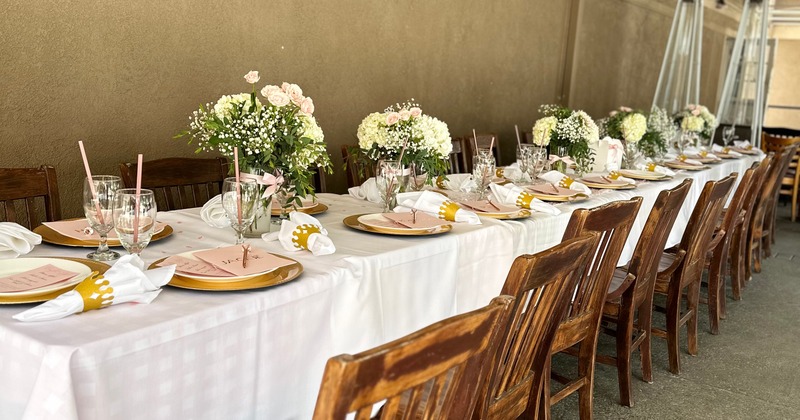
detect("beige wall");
top-left (765, 37), bottom-right (800, 129)
top-left (0, 0), bottom-right (740, 218)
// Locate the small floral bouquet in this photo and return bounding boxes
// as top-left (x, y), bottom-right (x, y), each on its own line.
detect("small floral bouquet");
top-left (603, 107), bottom-right (648, 144)
top-left (534, 104), bottom-right (599, 174)
top-left (356, 100), bottom-right (452, 182)
top-left (674, 104), bottom-right (717, 141)
top-left (639, 106), bottom-right (672, 159)
top-left (177, 71), bottom-right (332, 201)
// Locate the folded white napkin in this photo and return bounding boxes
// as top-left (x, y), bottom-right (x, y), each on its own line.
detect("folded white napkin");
top-left (13, 255), bottom-right (176, 322)
top-left (712, 144), bottom-right (743, 157)
top-left (609, 173), bottom-right (636, 184)
top-left (638, 161), bottom-right (676, 177)
top-left (734, 140), bottom-right (753, 149)
top-left (539, 171), bottom-right (592, 195)
top-left (262, 212), bottom-right (335, 256)
top-left (489, 183), bottom-right (560, 215)
top-left (0, 222), bottom-right (41, 259)
top-left (348, 177), bottom-right (383, 204)
top-left (201, 195), bottom-right (230, 228)
top-left (497, 163), bottom-right (531, 183)
top-left (395, 191), bottom-right (481, 224)
top-left (436, 174), bottom-right (477, 192)
top-left (664, 153), bottom-right (703, 166)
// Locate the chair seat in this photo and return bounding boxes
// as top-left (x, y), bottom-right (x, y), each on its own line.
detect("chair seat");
top-left (654, 253), bottom-right (681, 294)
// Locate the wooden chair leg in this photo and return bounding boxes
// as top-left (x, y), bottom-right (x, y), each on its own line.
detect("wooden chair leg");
top-left (616, 305), bottom-right (635, 407)
top-left (707, 265), bottom-right (721, 335)
top-left (637, 299), bottom-right (654, 383)
top-left (763, 233), bottom-right (772, 258)
top-left (687, 280), bottom-right (700, 356)
top-left (577, 341), bottom-right (596, 420)
top-left (665, 287), bottom-right (682, 374)
top-left (730, 229), bottom-right (744, 300)
top-left (753, 238), bottom-right (763, 273)
top-left (538, 357), bottom-right (552, 420)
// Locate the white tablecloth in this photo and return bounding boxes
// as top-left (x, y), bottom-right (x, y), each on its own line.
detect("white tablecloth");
top-left (0, 155), bottom-right (760, 420)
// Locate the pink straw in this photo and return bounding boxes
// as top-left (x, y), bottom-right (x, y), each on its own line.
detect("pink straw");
top-left (515, 125), bottom-right (522, 148)
top-left (234, 147), bottom-right (242, 225)
top-left (133, 154), bottom-right (142, 244)
top-left (490, 136), bottom-right (495, 151)
top-left (472, 129), bottom-right (479, 153)
top-left (78, 141), bottom-right (105, 225)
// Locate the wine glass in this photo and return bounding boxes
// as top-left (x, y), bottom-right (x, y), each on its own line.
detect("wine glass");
top-left (221, 177), bottom-right (259, 244)
top-left (113, 189), bottom-right (157, 255)
top-left (472, 154), bottom-right (495, 200)
top-left (722, 126), bottom-right (736, 147)
top-left (522, 144), bottom-right (546, 182)
top-left (516, 145), bottom-right (531, 181)
top-left (377, 160), bottom-right (403, 213)
top-left (83, 175), bottom-right (121, 261)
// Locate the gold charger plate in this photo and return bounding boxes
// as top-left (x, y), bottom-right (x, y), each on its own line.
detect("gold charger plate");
top-left (686, 155), bottom-right (721, 164)
top-left (343, 214), bottom-right (452, 236)
top-left (475, 209), bottom-right (532, 220)
top-left (34, 223), bottom-right (174, 248)
top-left (150, 256), bottom-right (303, 291)
top-left (0, 257), bottom-right (109, 304)
top-left (271, 202), bottom-right (328, 216)
top-left (732, 147), bottom-right (759, 155)
top-left (579, 179), bottom-right (636, 190)
top-left (665, 161), bottom-right (709, 171)
top-left (525, 188), bottom-right (588, 203)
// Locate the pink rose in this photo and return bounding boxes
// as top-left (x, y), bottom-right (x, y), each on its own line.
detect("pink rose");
top-left (386, 112), bottom-right (401, 126)
top-left (267, 91), bottom-right (291, 107)
top-left (399, 110), bottom-right (411, 120)
top-left (409, 107), bottom-right (422, 117)
top-left (609, 110), bottom-right (618, 117)
top-left (244, 71), bottom-right (260, 84)
top-left (620, 106), bottom-right (632, 112)
top-left (691, 109), bottom-right (701, 116)
top-left (260, 85), bottom-right (281, 97)
top-left (300, 97), bottom-right (315, 115)
top-left (282, 82), bottom-right (304, 102)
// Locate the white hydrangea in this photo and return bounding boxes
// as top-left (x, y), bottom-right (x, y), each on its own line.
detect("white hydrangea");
top-left (414, 115), bottom-right (452, 158)
top-left (213, 93), bottom-right (260, 120)
top-left (357, 112), bottom-right (396, 151)
top-left (620, 113), bottom-right (647, 144)
top-left (532, 116), bottom-right (557, 146)
top-left (681, 115), bottom-right (704, 133)
top-left (557, 110), bottom-right (599, 144)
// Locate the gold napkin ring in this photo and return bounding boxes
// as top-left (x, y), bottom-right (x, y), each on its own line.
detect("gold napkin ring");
top-left (516, 192), bottom-right (534, 209)
top-left (75, 272), bottom-right (114, 312)
top-left (291, 224), bottom-right (322, 250)
top-left (438, 200), bottom-right (460, 222)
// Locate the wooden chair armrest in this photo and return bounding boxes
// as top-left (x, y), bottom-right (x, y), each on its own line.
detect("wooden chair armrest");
top-left (707, 228), bottom-right (727, 250)
top-left (606, 273), bottom-right (636, 301)
top-left (660, 249), bottom-right (687, 279)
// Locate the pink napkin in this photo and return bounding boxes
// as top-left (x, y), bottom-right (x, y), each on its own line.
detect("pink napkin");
top-left (580, 176), bottom-right (628, 185)
top-left (527, 184), bottom-right (576, 196)
top-left (0, 264), bottom-right (79, 293)
top-left (43, 220), bottom-right (166, 241)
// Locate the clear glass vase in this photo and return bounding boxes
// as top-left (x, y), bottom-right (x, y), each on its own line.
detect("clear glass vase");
top-left (242, 167), bottom-right (274, 238)
top-left (553, 145), bottom-right (569, 174)
top-left (623, 142), bottom-right (639, 169)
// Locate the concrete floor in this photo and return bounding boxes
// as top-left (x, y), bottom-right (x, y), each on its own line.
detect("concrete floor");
top-left (550, 206), bottom-right (800, 420)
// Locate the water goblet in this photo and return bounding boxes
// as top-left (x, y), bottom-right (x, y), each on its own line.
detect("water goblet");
top-left (472, 155), bottom-right (495, 200)
top-left (83, 175), bottom-right (121, 261)
top-left (221, 177), bottom-right (259, 244)
top-left (113, 189), bottom-right (157, 255)
top-left (377, 160), bottom-right (403, 213)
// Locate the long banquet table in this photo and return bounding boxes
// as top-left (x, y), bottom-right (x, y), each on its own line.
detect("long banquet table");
top-left (0, 155), bottom-right (760, 420)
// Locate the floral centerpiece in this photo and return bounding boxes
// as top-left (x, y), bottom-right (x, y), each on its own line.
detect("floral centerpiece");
top-left (674, 104), bottom-right (717, 149)
top-left (534, 104), bottom-right (599, 174)
top-left (356, 100), bottom-right (452, 184)
top-left (602, 106), bottom-right (647, 168)
top-left (176, 70), bottom-right (332, 234)
top-left (639, 106), bottom-right (672, 159)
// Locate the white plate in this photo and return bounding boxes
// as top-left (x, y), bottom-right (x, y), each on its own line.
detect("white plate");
top-left (0, 258), bottom-right (91, 297)
top-left (357, 213), bottom-right (446, 234)
top-left (170, 250), bottom-right (280, 282)
top-left (619, 169), bottom-right (667, 180)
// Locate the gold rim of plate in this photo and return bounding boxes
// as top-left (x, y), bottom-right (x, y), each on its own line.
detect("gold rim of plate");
top-left (475, 209), bottom-right (532, 220)
top-left (150, 256), bottom-right (303, 291)
top-left (343, 214), bottom-right (452, 236)
top-left (618, 170), bottom-right (667, 181)
top-left (271, 202), bottom-right (328, 216)
top-left (527, 192), bottom-right (588, 202)
top-left (665, 162), bottom-right (709, 171)
top-left (579, 180), bottom-right (637, 190)
top-left (0, 257), bottom-right (109, 304)
top-left (34, 223), bottom-right (174, 248)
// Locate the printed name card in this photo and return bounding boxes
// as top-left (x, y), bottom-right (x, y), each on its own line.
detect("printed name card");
top-left (43, 220), bottom-right (166, 241)
top-left (0, 264), bottom-right (79, 293)
top-left (527, 184), bottom-right (575, 196)
top-left (459, 200), bottom-right (518, 213)
top-left (158, 255), bottom-right (233, 277)
top-left (581, 176), bottom-right (627, 185)
top-left (382, 212), bottom-right (445, 229)
top-left (192, 246), bottom-right (295, 277)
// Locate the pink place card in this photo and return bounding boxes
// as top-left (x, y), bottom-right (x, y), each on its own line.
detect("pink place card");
top-left (158, 255), bottom-right (233, 277)
top-left (0, 264), bottom-right (79, 293)
top-left (459, 200), bottom-right (518, 213)
top-left (668, 159), bottom-right (701, 166)
top-left (527, 184), bottom-right (575, 196)
top-left (581, 176), bottom-right (626, 185)
top-left (192, 246), bottom-right (295, 277)
top-left (382, 212), bottom-right (446, 229)
top-left (44, 220), bottom-right (166, 241)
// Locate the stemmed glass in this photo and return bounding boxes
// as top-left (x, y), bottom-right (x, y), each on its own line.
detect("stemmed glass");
top-left (523, 144), bottom-right (547, 182)
top-left (377, 160), bottom-right (403, 213)
top-left (83, 175), bottom-right (121, 261)
top-left (722, 126), bottom-right (737, 148)
top-left (221, 177), bottom-right (258, 244)
top-left (473, 154), bottom-right (495, 200)
top-left (516, 145), bottom-right (531, 182)
top-left (113, 189), bottom-right (157, 255)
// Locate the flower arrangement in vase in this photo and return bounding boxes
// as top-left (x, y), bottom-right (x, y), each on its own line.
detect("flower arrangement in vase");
top-left (674, 104), bottom-right (717, 150)
top-left (534, 104), bottom-right (599, 175)
top-left (356, 100), bottom-right (452, 188)
top-left (602, 106), bottom-right (647, 169)
top-left (176, 70), bottom-right (332, 234)
top-left (638, 106), bottom-right (672, 160)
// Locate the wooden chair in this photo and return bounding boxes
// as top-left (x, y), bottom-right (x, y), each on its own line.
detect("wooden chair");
top-left (119, 157), bottom-right (228, 211)
top-left (762, 133), bottom-right (800, 223)
top-left (448, 137), bottom-right (469, 174)
top-left (765, 143), bottom-right (800, 247)
top-left (652, 174), bottom-right (736, 375)
top-left (704, 166), bottom-right (756, 335)
top-left (599, 179), bottom-right (692, 407)
top-left (730, 157), bottom-right (771, 298)
top-left (312, 296), bottom-right (513, 420)
top-left (545, 197), bottom-right (642, 420)
top-left (464, 132), bottom-right (501, 169)
top-left (0, 166), bottom-right (61, 229)
top-left (341, 145), bottom-right (375, 188)
top-left (476, 234), bottom-right (599, 420)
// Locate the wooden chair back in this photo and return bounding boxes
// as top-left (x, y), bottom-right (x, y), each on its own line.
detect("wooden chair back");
top-left (448, 137), bottom-right (468, 174)
top-left (677, 174), bottom-right (737, 288)
top-left (745, 154), bottom-right (775, 228)
top-left (0, 166), bottom-right (61, 229)
top-left (558, 197), bottom-right (642, 340)
top-left (762, 133), bottom-right (800, 154)
top-left (721, 166), bottom-right (756, 237)
top-left (628, 179), bottom-right (693, 299)
top-left (478, 234), bottom-right (599, 420)
top-left (313, 296), bottom-right (513, 420)
top-left (464, 133), bottom-right (501, 168)
top-left (341, 145), bottom-right (375, 188)
top-left (119, 157), bottom-right (228, 211)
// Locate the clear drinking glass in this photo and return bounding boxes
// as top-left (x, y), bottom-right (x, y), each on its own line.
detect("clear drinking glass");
top-left (722, 126), bottom-right (736, 147)
top-left (472, 154), bottom-right (495, 200)
top-left (113, 189), bottom-right (157, 255)
top-left (516, 145), bottom-right (531, 179)
top-left (221, 177), bottom-right (259, 244)
top-left (83, 175), bottom-right (121, 261)
top-left (523, 144), bottom-right (547, 182)
top-left (377, 160), bottom-right (403, 213)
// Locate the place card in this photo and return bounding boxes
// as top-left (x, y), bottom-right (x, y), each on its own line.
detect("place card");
top-left (192, 246), bottom-right (295, 277)
top-left (158, 255), bottom-right (233, 277)
top-left (43, 219), bottom-right (166, 241)
top-left (581, 176), bottom-right (627, 185)
top-left (459, 200), bottom-right (518, 213)
top-left (527, 184), bottom-right (575, 196)
top-left (382, 212), bottom-right (445, 229)
top-left (0, 264), bottom-right (79, 293)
